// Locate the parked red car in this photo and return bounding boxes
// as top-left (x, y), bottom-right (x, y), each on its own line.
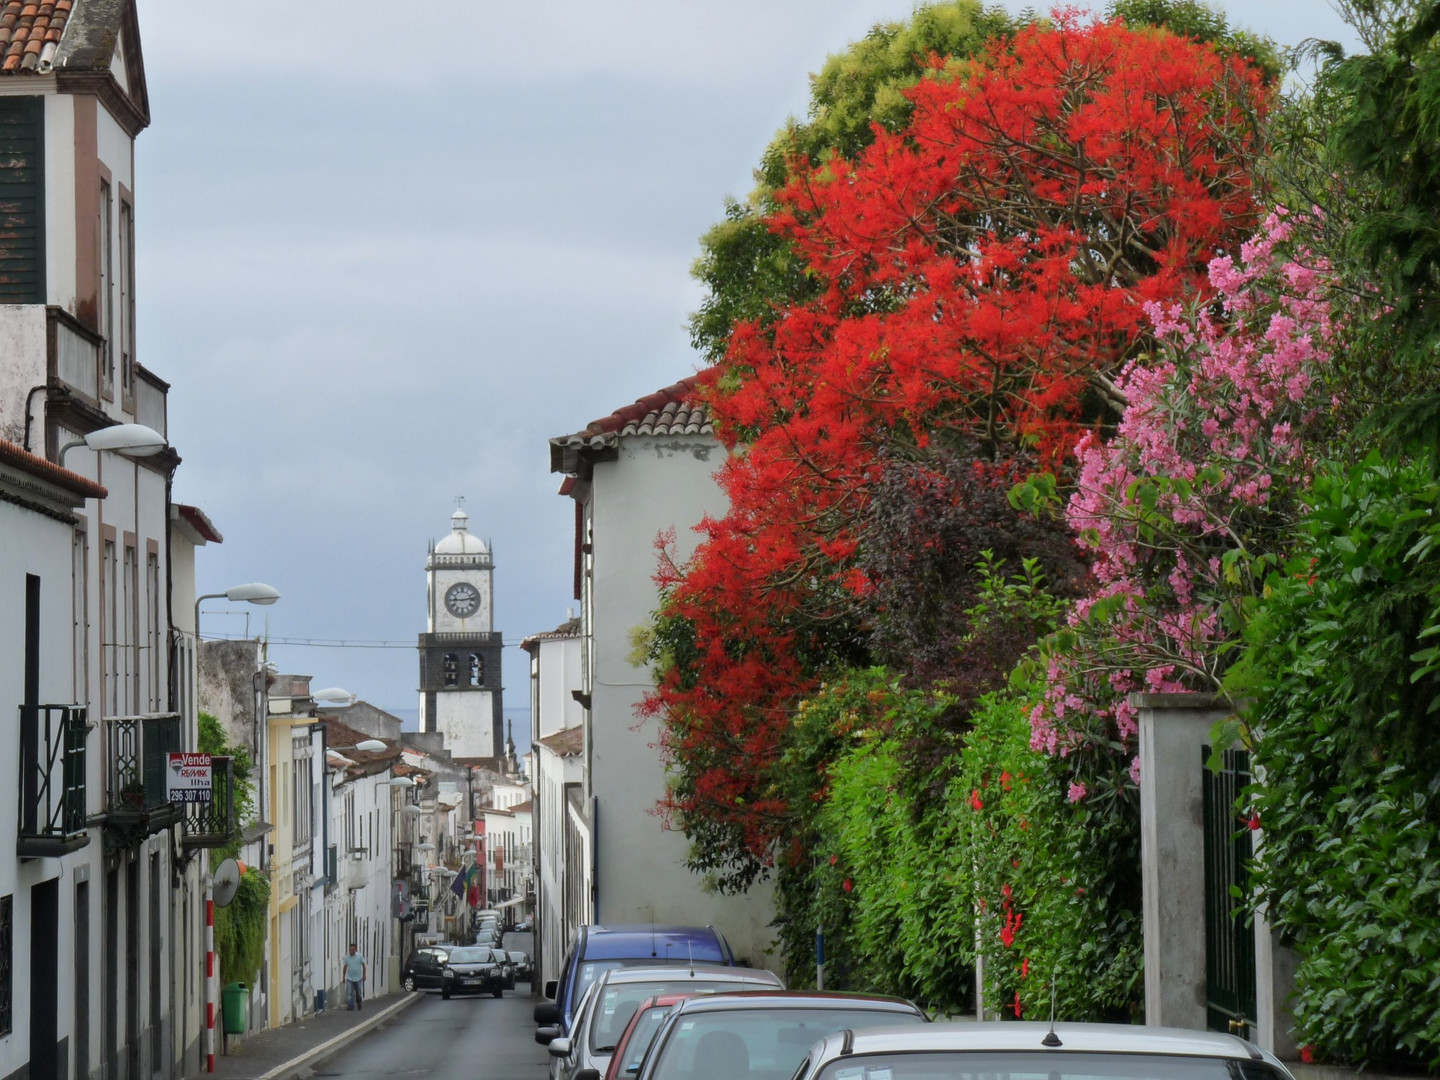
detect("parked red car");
top-left (601, 994), bottom-right (693, 1080)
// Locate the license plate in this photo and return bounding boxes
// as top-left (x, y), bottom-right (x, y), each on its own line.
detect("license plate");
top-left (465, 979), bottom-right (480, 986)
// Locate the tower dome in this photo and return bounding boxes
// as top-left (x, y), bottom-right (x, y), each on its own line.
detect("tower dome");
top-left (434, 507), bottom-right (488, 555)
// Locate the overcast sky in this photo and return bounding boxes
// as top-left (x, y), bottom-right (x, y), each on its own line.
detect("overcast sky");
top-left (136, 1), bottom-right (1361, 739)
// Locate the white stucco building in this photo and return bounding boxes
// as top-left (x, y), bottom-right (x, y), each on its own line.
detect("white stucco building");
top-left (0, 4), bottom-right (229, 1075)
top-left (523, 618), bottom-right (587, 988)
top-left (547, 377), bottom-right (776, 969)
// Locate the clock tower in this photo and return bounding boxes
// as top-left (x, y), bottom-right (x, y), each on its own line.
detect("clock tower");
top-left (418, 507), bottom-right (503, 757)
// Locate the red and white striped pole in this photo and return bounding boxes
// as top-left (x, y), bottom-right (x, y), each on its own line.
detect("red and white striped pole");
top-left (205, 881), bottom-right (216, 1072)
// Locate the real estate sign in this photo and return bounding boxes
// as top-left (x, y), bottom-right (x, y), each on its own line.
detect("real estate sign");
top-left (167, 752), bottom-right (213, 803)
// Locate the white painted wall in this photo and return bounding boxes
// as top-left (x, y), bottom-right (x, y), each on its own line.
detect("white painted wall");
top-left (0, 306), bottom-right (47, 443)
top-left (585, 433), bottom-right (776, 967)
top-left (435, 688), bottom-right (496, 757)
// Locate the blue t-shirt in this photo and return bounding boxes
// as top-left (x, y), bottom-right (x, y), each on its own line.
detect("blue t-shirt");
top-left (343, 953), bottom-right (366, 981)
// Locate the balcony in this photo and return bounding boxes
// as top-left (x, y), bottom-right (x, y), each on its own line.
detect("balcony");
top-left (180, 755), bottom-right (236, 849)
top-left (104, 712), bottom-right (183, 847)
top-left (17, 704), bottom-right (90, 859)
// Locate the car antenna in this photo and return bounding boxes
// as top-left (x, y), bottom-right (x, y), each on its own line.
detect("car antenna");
top-left (688, 940), bottom-right (695, 977)
top-left (1041, 970), bottom-right (1062, 1048)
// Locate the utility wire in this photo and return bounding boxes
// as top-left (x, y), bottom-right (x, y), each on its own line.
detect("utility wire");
top-left (200, 632), bottom-right (531, 649)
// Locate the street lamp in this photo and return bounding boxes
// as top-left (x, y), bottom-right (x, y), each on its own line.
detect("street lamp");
top-left (58, 423), bottom-right (167, 467)
top-left (354, 739), bottom-right (386, 753)
top-left (315, 688), bottom-right (356, 707)
top-left (194, 582), bottom-right (281, 637)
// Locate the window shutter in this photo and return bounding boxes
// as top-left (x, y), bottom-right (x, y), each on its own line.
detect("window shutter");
top-left (0, 96), bottom-right (45, 304)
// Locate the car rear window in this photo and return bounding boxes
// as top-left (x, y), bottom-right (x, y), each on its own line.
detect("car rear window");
top-left (613, 1005), bottom-right (675, 1078)
top-left (651, 1007), bottom-right (925, 1080)
top-left (591, 981), bottom-right (779, 1054)
top-left (816, 1052), bottom-right (1289, 1080)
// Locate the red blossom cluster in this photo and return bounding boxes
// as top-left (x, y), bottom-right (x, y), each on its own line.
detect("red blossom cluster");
top-left (648, 12), bottom-right (1269, 866)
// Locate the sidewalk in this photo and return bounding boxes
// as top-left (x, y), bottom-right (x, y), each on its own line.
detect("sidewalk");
top-left (197, 991), bottom-right (420, 1080)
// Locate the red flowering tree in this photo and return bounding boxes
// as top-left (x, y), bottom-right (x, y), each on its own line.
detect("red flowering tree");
top-left (646, 11), bottom-right (1270, 886)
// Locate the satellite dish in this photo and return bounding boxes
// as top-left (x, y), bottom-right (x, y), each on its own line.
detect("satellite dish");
top-left (214, 858), bottom-right (243, 907)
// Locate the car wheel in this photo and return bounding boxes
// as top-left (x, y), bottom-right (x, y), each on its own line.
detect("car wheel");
top-left (493, 987), bottom-right (503, 998)
top-left (403, 976), bottom-right (416, 992)
top-left (442, 988), bottom-right (451, 1000)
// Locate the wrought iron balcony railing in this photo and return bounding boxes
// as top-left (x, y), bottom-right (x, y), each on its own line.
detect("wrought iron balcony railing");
top-left (17, 703), bottom-right (90, 858)
top-left (105, 712), bottom-right (183, 844)
top-left (181, 755), bottom-right (235, 849)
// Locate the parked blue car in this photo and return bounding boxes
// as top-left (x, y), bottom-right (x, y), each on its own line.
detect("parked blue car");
top-left (533, 925), bottom-right (735, 1033)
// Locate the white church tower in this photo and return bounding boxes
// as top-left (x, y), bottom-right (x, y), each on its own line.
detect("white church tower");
top-left (418, 507), bottom-right (504, 757)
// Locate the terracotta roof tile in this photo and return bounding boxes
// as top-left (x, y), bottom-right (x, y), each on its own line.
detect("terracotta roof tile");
top-left (550, 371), bottom-right (716, 465)
top-left (536, 726), bottom-right (583, 757)
top-left (0, 0), bottom-right (67, 74)
top-left (0, 437), bottom-right (107, 500)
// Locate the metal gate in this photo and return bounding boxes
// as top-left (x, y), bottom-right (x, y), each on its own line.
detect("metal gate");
top-left (1202, 746), bottom-right (1256, 1038)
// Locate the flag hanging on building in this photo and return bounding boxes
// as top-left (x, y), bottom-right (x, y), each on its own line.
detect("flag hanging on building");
top-left (449, 866), bottom-right (466, 899)
top-left (466, 863), bottom-right (481, 908)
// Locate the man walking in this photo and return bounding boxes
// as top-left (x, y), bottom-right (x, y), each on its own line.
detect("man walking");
top-left (342, 943), bottom-right (367, 1011)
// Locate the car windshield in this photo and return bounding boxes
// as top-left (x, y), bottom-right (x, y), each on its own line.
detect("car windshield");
top-left (650, 1007), bottom-right (923, 1080)
top-left (448, 948), bottom-right (491, 964)
top-left (590, 982), bottom-right (778, 1054)
top-left (574, 961), bottom-right (628, 1011)
top-left (612, 1005), bottom-right (675, 1077)
top-left (815, 1053), bottom-right (1288, 1080)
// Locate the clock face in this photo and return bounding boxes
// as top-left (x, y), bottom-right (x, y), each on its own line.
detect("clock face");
top-left (445, 581), bottom-right (480, 619)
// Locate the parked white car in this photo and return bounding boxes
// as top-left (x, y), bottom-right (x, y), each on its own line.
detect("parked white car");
top-left (790, 1022), bottom-right (1298, 1080)
top-left (544, 963), bottom-right (785, 1080)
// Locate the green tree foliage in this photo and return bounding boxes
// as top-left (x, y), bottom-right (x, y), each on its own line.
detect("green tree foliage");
top-left (688, 1), bottom-right (1016, 364)
top-left (197, 711), bottom-right (256, 867)
top-left (1230, 456), bottom-right (1440, 1067)
top-left (764, 558), bottom-right (1143, 1018)
top-left (198, 711), bottom-right (269, 988)
top-left (213, 869), bottom-right (270, 988)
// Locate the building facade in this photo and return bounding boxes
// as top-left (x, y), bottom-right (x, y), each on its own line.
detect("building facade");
top-left (0, 5), bottom-right (231, 1076)
top-left (548, 379), bottom-right (776, 970)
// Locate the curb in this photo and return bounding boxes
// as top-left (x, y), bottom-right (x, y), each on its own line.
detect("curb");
top-left (255, 992), bottom-right (422, 1080)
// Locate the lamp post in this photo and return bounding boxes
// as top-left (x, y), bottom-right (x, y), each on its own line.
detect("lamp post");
top-left (58, 422), bottom-right (167, 467)
top-left (194, 583), bottom-right (281, 638)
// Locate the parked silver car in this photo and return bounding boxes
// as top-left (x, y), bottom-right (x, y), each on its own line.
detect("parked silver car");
top-left (634, 991), bottom-right (926, 1080)
top-left (789, 1022), bottom-right (1298, 1080)
top-left (543, 964), bottom-right (786, 1080)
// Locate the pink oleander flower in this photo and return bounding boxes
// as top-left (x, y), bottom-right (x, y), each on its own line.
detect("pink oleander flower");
top-left (1033, 208), bottom-right (1336, 799)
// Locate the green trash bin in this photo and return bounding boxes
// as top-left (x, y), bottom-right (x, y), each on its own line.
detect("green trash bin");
top-left (222, 982), bottom-right (248, 1035)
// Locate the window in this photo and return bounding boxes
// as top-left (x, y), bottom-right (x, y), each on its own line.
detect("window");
top-left (99, 180), bottom-right (113, 398)
top-left (73, 528), bottom-right (89, 702)
top-left (470, 653), bottom-right (483, 685)
top-left (123, 543), bottom-right (137, 711)
top-left (146, 552), bottom-right (160, 710)
top-left (119, 200), bottom-right (134, 400)
top-left (102, 538), bottom-right (117, 715)
top-left (0, 97), bottom-right (44, 304)
top-left (0, 894), bottom-right (11, 1035)
top-left (443, 653), bottom-right (458, 687)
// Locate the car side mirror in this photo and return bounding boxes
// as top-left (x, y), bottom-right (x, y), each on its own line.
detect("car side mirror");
top-left (535, 1001), bottom-right (560, 1024)
top-left (574, 1069), bottom-right (601, 1080)
top-left (535, 1025), bottom-right (561, 1046)
top-left (548, 1038), bottom-right (573, 1059)
top-left (544, 980), bottom-right (559, 1000)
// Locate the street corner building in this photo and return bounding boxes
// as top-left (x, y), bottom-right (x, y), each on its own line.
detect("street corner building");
top-left (0, 2), bottom-right (235, 1077)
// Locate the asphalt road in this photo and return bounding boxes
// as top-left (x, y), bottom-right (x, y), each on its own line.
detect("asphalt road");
top-left (311, 934), bottom-right (548, 1080)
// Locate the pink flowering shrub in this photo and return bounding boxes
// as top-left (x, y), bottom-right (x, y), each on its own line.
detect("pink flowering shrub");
top-left (1017, 209), bottom-right (1336, 791)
